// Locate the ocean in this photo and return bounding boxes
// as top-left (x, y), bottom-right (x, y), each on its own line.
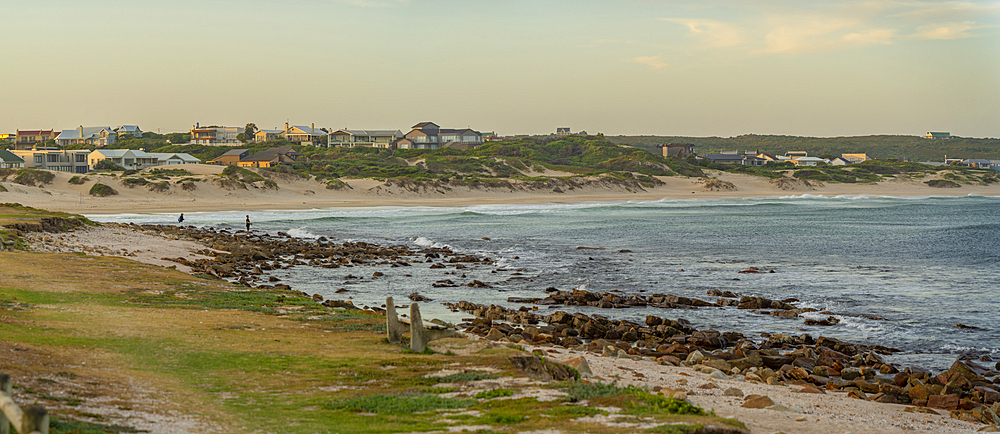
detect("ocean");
top-left (91, 194), bottom-right (1000, 372)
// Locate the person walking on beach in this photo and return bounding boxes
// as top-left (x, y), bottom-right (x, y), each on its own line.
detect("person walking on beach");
top-left (245, 215), bottom-right (251, 233)
top-left (178, 213), bottom-right (184, 226)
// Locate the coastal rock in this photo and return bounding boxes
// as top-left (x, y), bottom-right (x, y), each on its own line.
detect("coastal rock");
top-left (742, 395), bottom-right (775, 409)
top-left (723, 387), bottom-right (744, 397)
top-left (928, 394), bottom-right (960, 410)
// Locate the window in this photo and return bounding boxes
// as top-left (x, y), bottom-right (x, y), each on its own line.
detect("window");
top-left (35, 155), bottom-right (43, 164)
top-left (76, 154), bottom-right (86, 162)
top-left (47, 154), bottom-right (59, 163)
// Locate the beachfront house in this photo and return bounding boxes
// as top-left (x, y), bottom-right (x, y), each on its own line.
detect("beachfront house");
top-left (12, 148), bottom-right (91, 173)
top-left (13, 129), bottom-right (58, 150)
top-left (0, 150), bottom-right (25, 168)
top-left (657, 143), bottom-right (695, 159)
top-left (88, 149), bottom-right (158, 171)
top-left (236, 146), bottom-right (303, 168)
top-left (966, 159), bottom-right (1000, 172)
top-left (841, 153), bottom-right (869, 163)
top-left (926, 132), bottom-right (951, 139)
top-left (793, 156), bottom-right (829, 166)
top-left (148, 153), bottom-right (201, 166)
top-left (56, 126), bottom-right (118, 148)
top-left (190, 123), bottom-right (244, 145)
top-left (401, 122), bottom-right (483, 150)
top-left (705, 151), bottom-right (765, 166)
top-left (829, 157), bottom-right (852, 165)
top-left (282, 123), bottom-right (327, 146)
top-left (208, 149), bottom-right (250, 166)
top-left (0, 133), bottom-right (14, 143)
top-left (328, 129), bottom-right (404, 148)
top-left (556, 127), bottom-right (571, 136)
top-left (116, 125), bottom-right (143, 138)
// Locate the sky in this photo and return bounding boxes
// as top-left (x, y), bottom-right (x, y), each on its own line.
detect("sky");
top-left (3, 0), bottom-right (999, 137)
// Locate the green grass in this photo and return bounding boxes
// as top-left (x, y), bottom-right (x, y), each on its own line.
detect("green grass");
top-left (474, 388), bottom-right (515, 399)
top-left (329, 394), bottom-right (475, 414)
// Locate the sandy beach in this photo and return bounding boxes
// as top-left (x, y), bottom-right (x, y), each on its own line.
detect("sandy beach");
top-left (1, 164), bottom-right (997, 215)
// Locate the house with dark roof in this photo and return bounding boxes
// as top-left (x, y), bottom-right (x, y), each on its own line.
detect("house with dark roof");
top-left (253, 129), bottom-right (283, 143)
top-left (705, 152), bottom-right (766, 167)
top-left (237, 146), bottom-right (303, 168)
top-left (926, 132), bottom-right (951, 139)
top-left (0, 150), bottom-right (25, 168)
top-left (329, 129), bottom-right (404, 148)
top-left (56, 126), bottom-right (117, 147)
top-left (401, 122), bottom-right (483, 150)
top-left (208, 149), bottom-right (250, 166)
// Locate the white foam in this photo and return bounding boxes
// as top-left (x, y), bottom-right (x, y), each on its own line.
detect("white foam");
top-left (412, 236), bottom-right (451, 249)
top-left (285, 228), bottom-right (319, 239)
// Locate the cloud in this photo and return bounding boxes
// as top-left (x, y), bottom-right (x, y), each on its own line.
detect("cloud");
top-left (757, 15), bottom-right (866, 54)
top-left (843, 28), bottom-right (897, 45)
top-left (631, 55), bottom-right (669, 69)
top-left (659, 18), bottom-right (745, 48)
top-left (911, 21), bottom-right (978, 39)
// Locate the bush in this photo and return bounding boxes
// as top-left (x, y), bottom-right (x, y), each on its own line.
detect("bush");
top-left (68, 176), bottom-right (89, 185)
top-left (925, 179), bottom-right (961, 188)
top-left (121, 177), bottom-right (150, 188)
top-left (13, 169), bottom-right (55, 187)
top-left (89, 183), bottom-right (118, 197)
top-left (94, 160), bottom-right (126, 171)
top-left (148, 181), bottom-right (170, 192)
top-left (328, 394), bottom-right (473, 414)
top-left (180, 181), bottom-right (197, 191)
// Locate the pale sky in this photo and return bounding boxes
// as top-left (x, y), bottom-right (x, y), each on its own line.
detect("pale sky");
top-left (4, 0), bottom-right (999, 137)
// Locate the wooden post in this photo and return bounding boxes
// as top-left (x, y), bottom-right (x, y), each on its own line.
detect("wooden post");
top-left (0, 374), bottom-right (9, 434)
top-left (21, 405), bottom-right (47, 434)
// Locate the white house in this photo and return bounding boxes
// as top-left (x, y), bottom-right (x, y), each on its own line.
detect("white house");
top-left (793, 157), bottom-right (829, 166)
top-left (148, 153), bottom-right (201, 166)
top-left (116, 125), bottom-right (143, 138)
top-left (328, 129), bottom-right (404, 148)
top-left (88, 149), bottom-right (158, 170)
top-left (56, 126), bottom-right (117, 147)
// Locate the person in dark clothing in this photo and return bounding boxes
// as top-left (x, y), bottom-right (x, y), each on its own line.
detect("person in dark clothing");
top-left (246, 215), bottom-right (251, 233)
top-left (178, 213), bottom-right (184, 225)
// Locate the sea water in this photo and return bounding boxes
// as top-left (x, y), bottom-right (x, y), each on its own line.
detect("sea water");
top-left (91, 194), bottom-right (1000, 371)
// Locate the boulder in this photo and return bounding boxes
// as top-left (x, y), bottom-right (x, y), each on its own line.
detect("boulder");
top-left (560, 356), bottom-right (593, 378)
top-left (928, 394), bottom-right (960, 410)
top-left (742, 395), bottom-right (775, 409)
top-left (508, 354), bottom-right (575, 382)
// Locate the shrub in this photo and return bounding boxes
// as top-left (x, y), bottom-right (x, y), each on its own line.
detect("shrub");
top-left (93, 160), bottom-right (126, 171)
top-left (474, 388), bottom-right (515, 399)
top-left (148, 181), bottom-right (170, 192)
top-left (89, 183), bottom-right (118, 197)
top-left (68, 176), bottom-right (89, 185)
top-left (13, 169), bottom-right (55, 187)
top-left (180, 181), bottom-right (197, 191)
top-left (328, 394), bottom-right (473, 414)
top-left (925, 179), bottom-right (960, 188)
top-left (121, 177), bottom-right (150, 188)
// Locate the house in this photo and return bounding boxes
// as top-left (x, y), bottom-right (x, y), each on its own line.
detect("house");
top-left (237, 146), bottom-right (303, 168)
top-left (328, 129), bottom-right (404, 148)
top-left (926, 132), bottom-right (951, 139)
top-left (282, 123), bottom-right (326, 146)
top-left (785, 151), bottom-right (809, 159)
top-left (657, 143), bottom-right (695, 159)
top-left (755, 152), bottom-right (780, 162)
top-left (88, 149), bottom-right (158, 170)
top-left (829, 157), bottom-right (852, 166)
top-left (966, 159), bottom-right (1000, 172)
top-left (115, 125), bottom-right (143, 138)
top-left (402, 122), bottom-right (483, 150)
top-left (208, 149), bottom-right (250, 166)
top-left (12, 148), bottom-right (91, 173)
top-left (189, 123), bottom-right (243, 145)
top-left (56, 126), bottom-right (117, 147)
top-left (0, 150), bottom-right (25, 168)
top-left (793, 156), bottom-right (828, 166)
top-left (148, 153), bottom-right (201, 166)
top-left (253, 129), bottom-right (282, 143)
top-left (705, 152), bottom-right (765, 166)
top-left (556, 127), bottom-right (571, 136)
top-left (14, 130), bottom-right (58, 150)
top-left (841, 153), bottom-right (869, 163)
top-left (0, 133), bottom-right (14, 143)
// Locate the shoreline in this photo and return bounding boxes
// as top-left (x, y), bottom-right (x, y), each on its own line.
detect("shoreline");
top-left (21, 222), bottom-right (999, 433)
top-left (1, 164), bottom-right (997, 215)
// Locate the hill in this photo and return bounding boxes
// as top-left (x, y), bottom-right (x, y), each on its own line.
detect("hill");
top-left (606, 134), bottom-right (1000, 161)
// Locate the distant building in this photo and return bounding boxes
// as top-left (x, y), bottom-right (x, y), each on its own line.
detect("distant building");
top-left (926, 132), bottom-right (951, 139)
top-left (56, 126), bottom-right (117, 147)
top-left (0, 133), bottom-right (14, 143)
top-left (556, 127), bottom-right (571, 136)
top-left (0, 150), bottom-right (25, 168)
top-left (88, 149), bottom-right (158, 171)
top-left (657, 143), bottom-right (695, 159)
top-left (14, 129), bottom-right (58, 150)
top-left (148, 153), bottom-right (201, 166)
top-left (208, 149), bottom-right (250, 166)
top-left (13, 148), bottom-right (91, 173)
top-left (115, 125), bottom-right (143, 138)
top-left (237, 146), bottom-right (303, 168)
top-left (966, 159), bottom-right (1000, 172)
top-left (792, 156), bottom-right (828, 166)
top-left (841, 153), bottom-right (869, 163)
top-left (329, 129), bottom-right (404, 148)
top-left (253, 129), bottom-right (282, 143)
top-left (281, 123), bottom-right (326, 146)
top-left (401, 122), bottom-right (483, 150)
top-left (705, 152), bottom-right (765, 167)
top-left (190, 123), bottom-right (243, 145)
top-left (829, 157), bottom-right (852, 166)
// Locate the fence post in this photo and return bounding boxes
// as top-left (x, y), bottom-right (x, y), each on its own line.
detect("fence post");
top-left (21, 405), bottom-right (47, 434)
top-left (0, 374), bottom-right (9, 434)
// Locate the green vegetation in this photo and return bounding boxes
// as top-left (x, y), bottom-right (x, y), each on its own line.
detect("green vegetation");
top-left (93, 160), bottom-right (126, 171)
top-left (12, 169), bottom-right (55, 187)
top-left (221, 165), bottom-right (277, 189)
top-left (608, 134), bottom-right (1000, 161)
top-left (67, 175), bottom-right (89, 185)
top-left (120, 177), bottom-right (150, 188)
top-left (145, 168), bottom-right (191, 178)
top-left (89, 183), bottom-right (118, 197)
top-left (474, 388), bottom-right (516, 399)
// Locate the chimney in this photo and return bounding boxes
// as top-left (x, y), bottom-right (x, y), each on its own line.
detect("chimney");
top-left (285, 122), bottom-right (289, 133)
top-left (79, 125), bottom-right (83, 136)
top-left (311, 123), bottom-right (315, 134)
